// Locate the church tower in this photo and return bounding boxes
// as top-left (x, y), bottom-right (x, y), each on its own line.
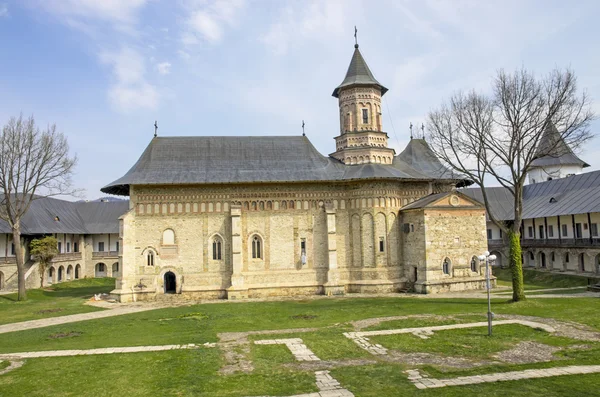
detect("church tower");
top-left (330, 43), bottom-right (395, 165)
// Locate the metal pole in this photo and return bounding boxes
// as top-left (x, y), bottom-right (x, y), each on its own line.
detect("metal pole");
top-left (486, 257), bottom-right (492, 336)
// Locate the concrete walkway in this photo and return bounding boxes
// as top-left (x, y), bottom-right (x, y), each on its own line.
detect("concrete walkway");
top-left (255, 338), bottom-right (320, 361)
top-left (244, 370), bottom-right (354, 397)
top-left (405, 365), bottom-right (600, 389)
top-left (0, 304), bottom-right (168, 335)
top-left (344, 320), bottom-right (555, 355)
top-left (0, 343), bottom-right (204, 360)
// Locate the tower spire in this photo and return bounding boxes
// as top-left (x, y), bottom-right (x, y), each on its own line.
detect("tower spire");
top-left (154, 120), bottom-right (158, 137)
top-left (354, 26), bottom-right (358, 48)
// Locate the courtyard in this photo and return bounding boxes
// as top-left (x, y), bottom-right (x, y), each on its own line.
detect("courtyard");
top-left (0, 272), bottom-right (599, 397)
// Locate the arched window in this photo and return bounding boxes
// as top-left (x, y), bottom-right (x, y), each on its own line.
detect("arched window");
top-left (112, 262), bottom-right (119, 273)
top-left (162, 229), bottom-right (175, 245)
top-left (212, 237), bottom-right (222, 260)
top-left (442, 258), bottom-right (451, 275)
top-left (147, 251), bottom-right (155, 266)
top-left (471, 256), bottom-right (478, 272)
top-left (75, 264), bottom-right (80, 279)
top-left (252, 235), bottom-right (262, 259)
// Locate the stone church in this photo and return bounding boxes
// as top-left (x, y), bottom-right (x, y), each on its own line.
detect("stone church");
top-left (102, 43), bottom-right (491, 302)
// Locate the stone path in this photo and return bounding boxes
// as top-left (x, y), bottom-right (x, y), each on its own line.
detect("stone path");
top-left (254, 338), bottom-right (320, 361)
top-left (0, 304), bottom-right (168, 335)
top-left (0, 343), bottom-right (208, 360)
top-left (405, 365), bottom-right (600, 389)
top-left (344, 320), bottom-right (555, 355)
top-left (245, 370), bottom-right (354, 397)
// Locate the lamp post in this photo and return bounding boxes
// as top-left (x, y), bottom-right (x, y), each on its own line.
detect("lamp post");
top-left (478, 251), bottom-right (496, 336)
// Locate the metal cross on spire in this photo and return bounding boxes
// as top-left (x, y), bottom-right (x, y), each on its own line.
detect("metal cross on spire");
top-left (421, 123), bottom-right (425, 139)
top-left (354, 26), bottom-right (358, 47)
top-left (409, 122), bottom-right (413, 140)
top-left (154, 120), bottom-right (158, 137)
top-left (302, 120), bottom-right (305, 136)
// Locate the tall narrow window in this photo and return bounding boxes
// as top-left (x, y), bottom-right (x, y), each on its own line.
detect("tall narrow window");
top-left (471, 256), bottom-right (478, 272)
top-left (379, 237), bottom-right (385, 252)
top-left (66, 242), bottom-right (71, 253)
top-left (548, 225), bottom-right (554, 238)
top-left (539, 225), bottom-right (544, 239)
top-left (362, 108), bottom-right (368, 124)
top-left (58, 242), bottom-right (62, 253)
top-left (212, 238), bottom-right (222, 260)
top-left (528, 227), bottom-right (533, 238)
top-left (147, 251), bottom-right (154, 266)
top-left (443, 258), bottom-right (451, 275)
top-left (116, 241), bottom-right (120, 252)
top-left (74, 242), bottom-right (79, 252)
top-left (562, 224), bottom-right (568, 237)
top-left (252, 235), bottom-right (262, 259)
top-left (11, 243), bottom-right (15, 255)
top-left (592, 223), bottom-right (599, 237)
top-left (98, 242), bottom-right (105, 252)
top-left (487, 229), bottom-right (492, 239)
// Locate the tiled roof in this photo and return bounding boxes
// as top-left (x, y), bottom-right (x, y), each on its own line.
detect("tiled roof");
top-left (462, 170), bottom-right (600, 221)
top-left (530, 123), bottom-right (589, 168)
top-left (101, 136), bottom-right (464, 196)
top-left (332, 45), bottom-right (388, 98)
top-left (0, 197), bottom-right (129, 235)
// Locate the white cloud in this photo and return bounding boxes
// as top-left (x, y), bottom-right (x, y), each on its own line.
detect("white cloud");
top-left (178, 50), bottom-right (191, 60)
top-left (156, 62), bottom-right (172, 75)
top-left (261, 0), bottom-right (346, 55)
top-left (182, 0), bottom-right (246, 45)
top-left (35, 0), bottom-right (148, 33)
top-left (0, 3), bottom-right (8, 18)
top-left (100, 47), bottom-right (158, 112)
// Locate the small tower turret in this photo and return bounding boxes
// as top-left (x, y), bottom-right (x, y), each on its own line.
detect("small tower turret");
top-left (330, 42), bottom-right (395, 165)
top-left (528, 123), bottom-right (589, 184)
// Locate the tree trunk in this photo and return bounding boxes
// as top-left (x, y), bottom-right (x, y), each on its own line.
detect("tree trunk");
top-left (508, 228), bottom-right (526, 302)
top-left (39, 263), bottom-right (45, 289)
top-left (12, 224), bottom-right (27, 301)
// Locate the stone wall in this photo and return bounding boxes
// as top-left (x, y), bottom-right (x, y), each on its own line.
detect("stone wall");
top-left (110, 181), bottom-right (493, 302)
top-left (401, 193), bottom-right (493, 294)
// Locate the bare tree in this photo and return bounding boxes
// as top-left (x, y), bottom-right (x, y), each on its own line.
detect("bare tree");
top-left (427, 68), bottom-right (594, 302)
top-left (0, 114), bottom-right (78, 300)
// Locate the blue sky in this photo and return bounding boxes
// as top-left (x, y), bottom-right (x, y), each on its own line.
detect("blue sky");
top-left (0, 0), bottom-right (599, 199)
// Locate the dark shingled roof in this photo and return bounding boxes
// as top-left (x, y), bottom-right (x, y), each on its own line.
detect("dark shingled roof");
top-left (0, 197), bottom-right (129, 235)
top-left (462, 170), bottom-right (600, 221)
top-left (397, 139), bottom-right (457, 179)
top-left (530, 123), bottom-right (589, 168)
top-left (75, 201), bottom-right (130, 234)
top-left (461, 187), bottom-right (515, 221)
top-left (332, 45), bottom-right (388, 98)
top-left (101, 136), bottom-right (464, 196)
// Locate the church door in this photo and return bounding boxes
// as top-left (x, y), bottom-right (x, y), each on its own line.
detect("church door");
top-left (164, 272), bottom-right (176, 294)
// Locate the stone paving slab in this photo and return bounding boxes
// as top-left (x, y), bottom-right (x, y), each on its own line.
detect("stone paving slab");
top-left (405, 365), bottom-right (600, 389)
top-left (255, 338), bottom-right (320, 361)
top-left (0, 343), bottom-right (203, 360)
top-left (243, 370), bottom-right (354, 397)
top-left (344, 320), bottom-right (555, 355)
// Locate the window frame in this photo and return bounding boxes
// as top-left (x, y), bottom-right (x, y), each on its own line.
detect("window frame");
top-left (251, 235), bottom-right (262, 259)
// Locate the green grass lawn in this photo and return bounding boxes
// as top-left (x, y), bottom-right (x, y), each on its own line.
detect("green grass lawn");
top-left (0, 278), bottom-right (113, 325)
top-left (0, 280), bottom-right (599, 396)
top-left (493, 267), bottom-right (595, 290)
